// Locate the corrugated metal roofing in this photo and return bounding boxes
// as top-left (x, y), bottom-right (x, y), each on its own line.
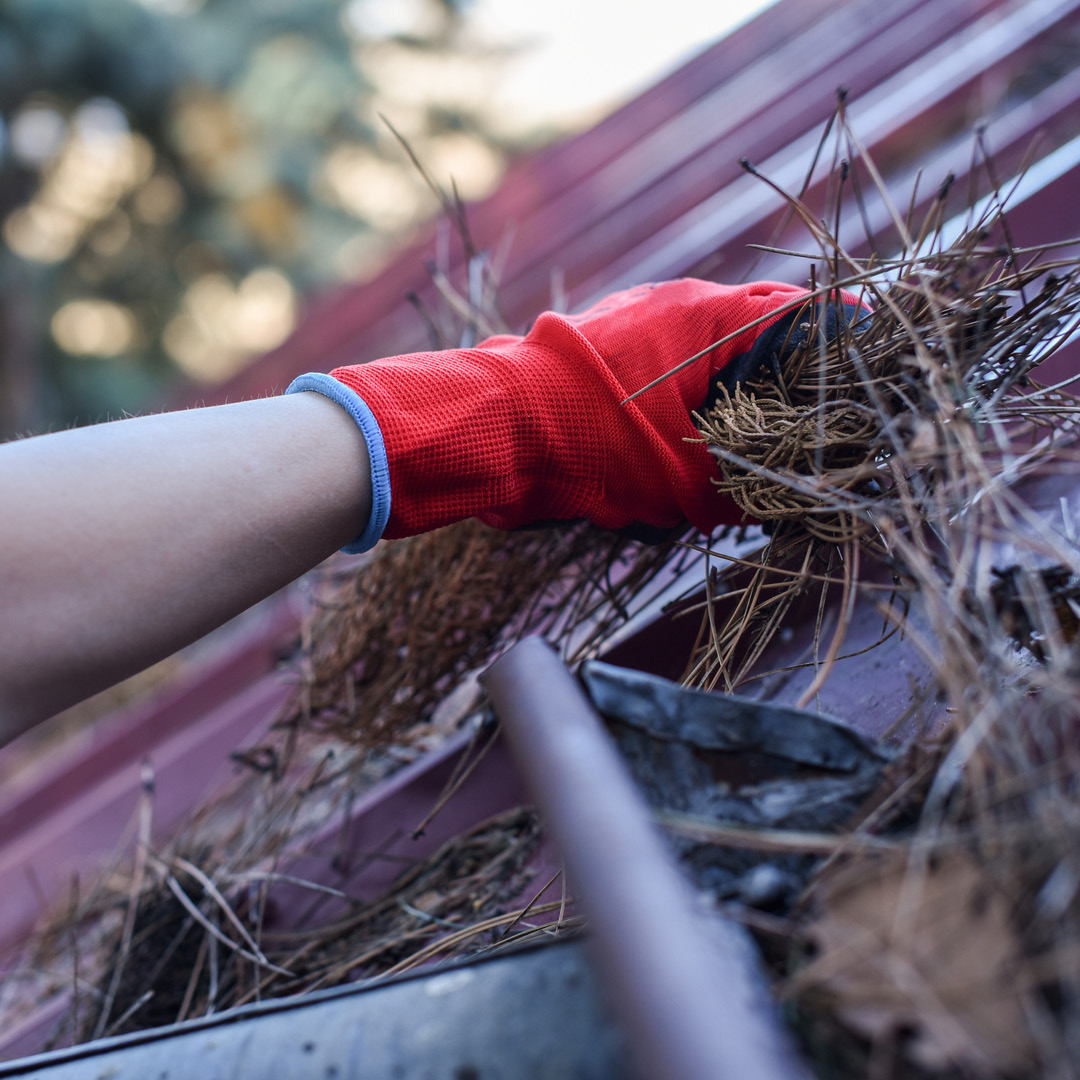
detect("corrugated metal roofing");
top-left (193, 0), bottom-right (1080, 400)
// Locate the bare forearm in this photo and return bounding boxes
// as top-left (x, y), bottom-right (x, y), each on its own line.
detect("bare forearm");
top-left (0, 392), bottom-right (371, 737)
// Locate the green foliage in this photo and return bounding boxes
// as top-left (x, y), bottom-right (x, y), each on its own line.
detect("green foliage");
top-left (0, 0), bottom-right (503, 433)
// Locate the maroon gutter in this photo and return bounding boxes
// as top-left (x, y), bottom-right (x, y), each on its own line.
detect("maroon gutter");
top-left (0, 664), bottom-right (292, 957)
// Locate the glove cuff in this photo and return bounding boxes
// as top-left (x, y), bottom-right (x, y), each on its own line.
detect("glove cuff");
top-left (286, 372), bottom-right (392, 553)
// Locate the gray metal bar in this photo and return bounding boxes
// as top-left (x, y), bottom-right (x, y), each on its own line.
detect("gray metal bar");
top-left (482, 637), bottom-right (809, 1080)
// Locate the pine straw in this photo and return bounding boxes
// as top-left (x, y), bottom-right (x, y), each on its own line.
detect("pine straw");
top-left (56, 807), bottom-right (565, 1042)
top-left (701, 250), bottom-right (1079, 544)
top-left (679, 103), bottom-right (1080, 1074)
top-left (281, 517), bottom-right (695, 749)
top-left (681, 119), bottom-right (1080, 700)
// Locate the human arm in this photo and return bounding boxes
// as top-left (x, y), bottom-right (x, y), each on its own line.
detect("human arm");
top-left (0, 278), bottom-right (866, 737)
top-left (0, 392), bottom-right (371, 739)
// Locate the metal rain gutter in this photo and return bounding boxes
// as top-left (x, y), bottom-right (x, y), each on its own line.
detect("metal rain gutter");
top-left (0, 941), bottom-right (628, 1080)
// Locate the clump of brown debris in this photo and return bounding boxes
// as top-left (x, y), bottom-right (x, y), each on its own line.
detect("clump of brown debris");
top-left (687, 107), bottom-right (1080, 1076)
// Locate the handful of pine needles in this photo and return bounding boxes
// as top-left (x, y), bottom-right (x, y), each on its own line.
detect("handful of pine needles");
top-left (701, 236), bottom-right (1080, 544)
top-left (682, 114), bottom-right (1080, 700)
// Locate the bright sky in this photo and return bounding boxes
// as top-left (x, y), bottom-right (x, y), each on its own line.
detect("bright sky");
top-left (467, 0), bottom-right (780, 132)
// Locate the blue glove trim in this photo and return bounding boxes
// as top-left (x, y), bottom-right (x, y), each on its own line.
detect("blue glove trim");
top-left (286, 372), bottom-right (392, 553)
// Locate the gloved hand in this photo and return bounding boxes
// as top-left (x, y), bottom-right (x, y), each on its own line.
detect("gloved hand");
top-left (288, 278), bottom-right (862, 550)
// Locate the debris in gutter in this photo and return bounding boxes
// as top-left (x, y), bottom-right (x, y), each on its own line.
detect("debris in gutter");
top-left (582, 659), bottom-right (897, 911)
top-left (791, 849), bottom-right (1037, 1076)
top-left (985, 563), bottom-right (1080, 662)
top-left (580, 660), bottom-right (888, 770)
top-left (69, 808), bottom-right (551, 1043)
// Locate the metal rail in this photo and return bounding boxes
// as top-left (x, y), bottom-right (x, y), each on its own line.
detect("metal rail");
top-left (482, 637), bottom-right (809, 1080)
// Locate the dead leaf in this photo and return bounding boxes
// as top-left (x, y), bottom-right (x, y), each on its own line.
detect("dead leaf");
top-left (792, 848), bottom-right (1035, 1075)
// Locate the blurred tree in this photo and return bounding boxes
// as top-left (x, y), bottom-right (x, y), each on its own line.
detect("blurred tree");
top-left (0, 0), bottom-right (512, 435)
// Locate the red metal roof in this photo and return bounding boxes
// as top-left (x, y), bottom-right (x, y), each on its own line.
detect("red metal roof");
top-left (189, 0), bottom-right (1080, 400)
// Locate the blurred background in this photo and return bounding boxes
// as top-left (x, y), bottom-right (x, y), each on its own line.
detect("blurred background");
top-left (0, 0), bottom-right (772, 438)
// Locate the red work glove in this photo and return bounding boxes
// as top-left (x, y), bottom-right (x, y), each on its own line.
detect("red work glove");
top-left (288, 279), bottom-right (860, 550)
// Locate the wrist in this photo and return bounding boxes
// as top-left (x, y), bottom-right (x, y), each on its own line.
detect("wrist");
top-left (286, 374), bottom-right (390, 552)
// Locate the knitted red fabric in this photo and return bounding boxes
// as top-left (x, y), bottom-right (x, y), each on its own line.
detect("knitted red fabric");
top-left (329, 278), bottom-right (811, 538)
